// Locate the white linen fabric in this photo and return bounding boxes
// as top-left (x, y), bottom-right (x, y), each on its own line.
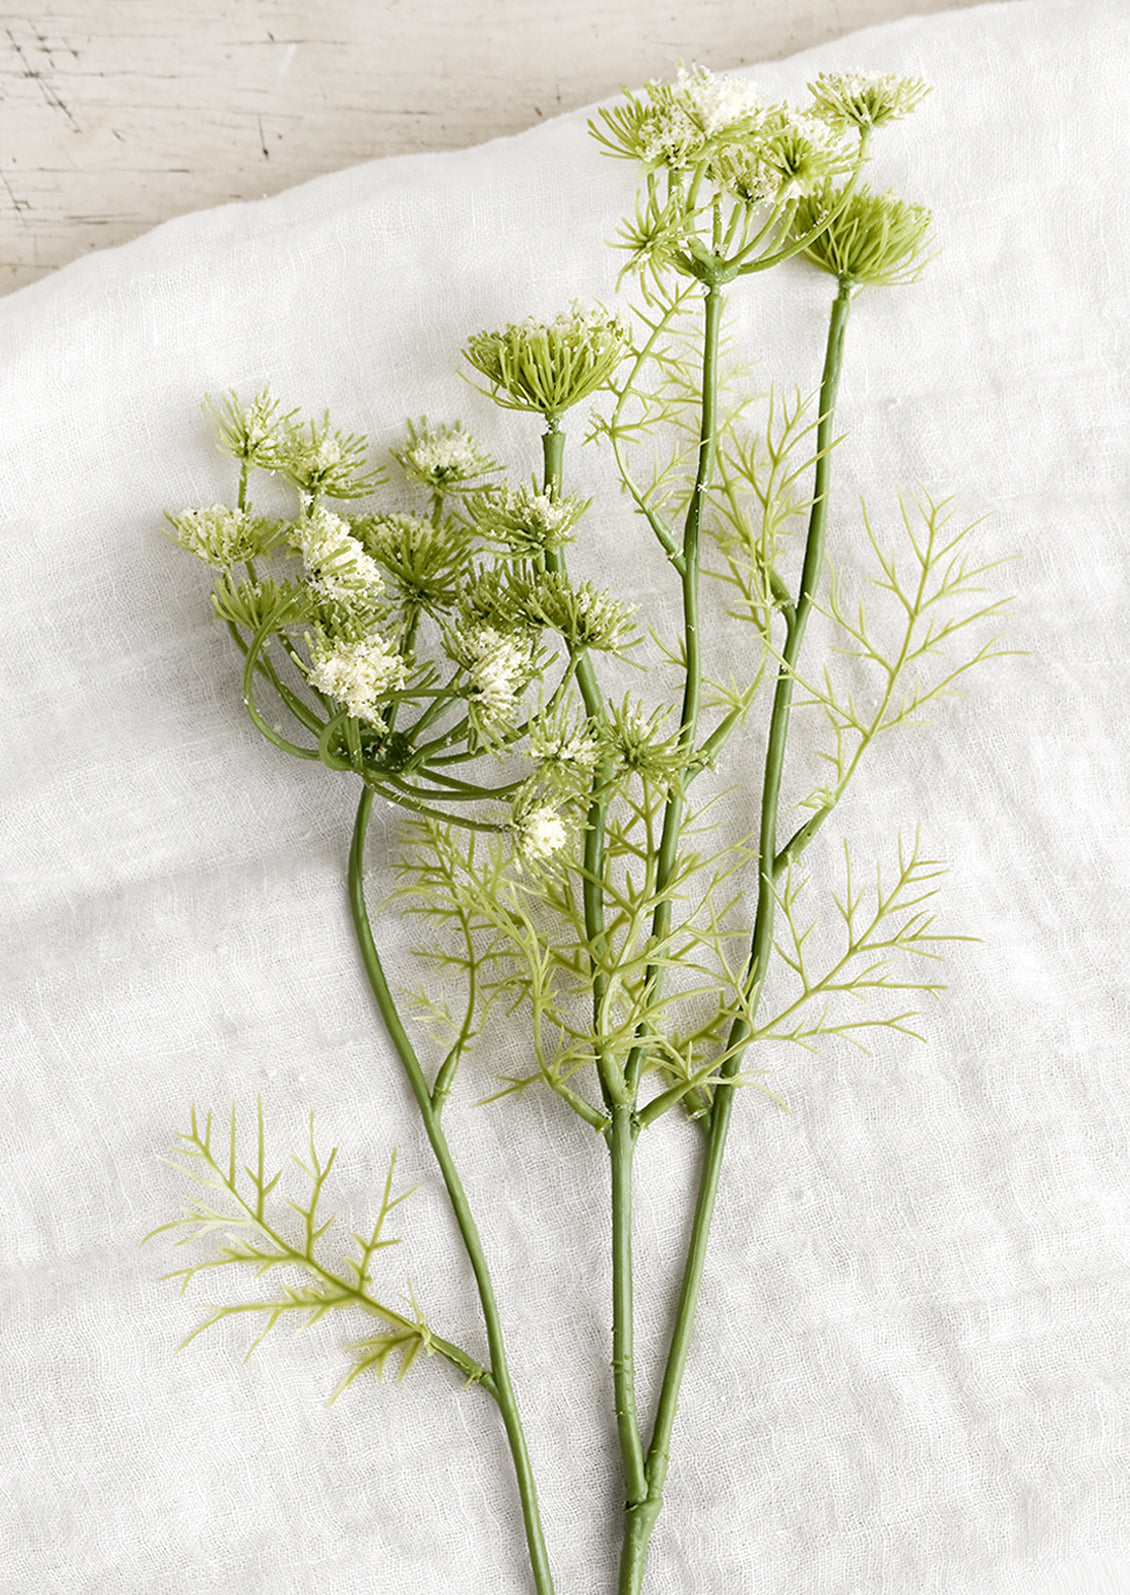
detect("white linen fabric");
top-left (3, 3), bottom-right (1128, 1591)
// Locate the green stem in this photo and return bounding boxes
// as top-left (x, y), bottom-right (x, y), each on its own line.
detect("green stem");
top-left (348, 789), bottom-right (555, 1595)
top-left (623, 282), bottom-right (724, 1098)
top-left (609, 1104), bottom-right (647, 1505)
top-left (617, 280), bottom-right (854, 1595)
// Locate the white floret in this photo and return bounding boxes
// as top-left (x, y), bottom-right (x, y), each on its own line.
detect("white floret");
top-left (513, 805), bottom-right (567, 864)
top-left (289, 506), bottom-right (384, 599)
top-left (306, 633), bottom-right (408, 721)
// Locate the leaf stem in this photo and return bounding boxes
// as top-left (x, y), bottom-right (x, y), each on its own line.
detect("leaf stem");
top-left (348, 789), bottom-right (555, 1595)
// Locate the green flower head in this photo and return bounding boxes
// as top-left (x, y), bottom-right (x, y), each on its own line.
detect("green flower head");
top-left (807, 71), bottom-right (930, 133)
top-left (464, 302), bottom-right (630, 423)
top-left (795, 182), bottom-right (933, 287)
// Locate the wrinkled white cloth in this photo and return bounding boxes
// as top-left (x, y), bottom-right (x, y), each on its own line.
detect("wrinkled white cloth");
top-left (3, 3), bottom-right (1129, 1591)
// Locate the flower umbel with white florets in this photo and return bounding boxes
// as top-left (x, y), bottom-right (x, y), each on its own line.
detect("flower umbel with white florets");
top-left (155, 60), bottom-right (1012, 1595)
top-left (470, 485), bottom-right (590, 559)
top-left (391, 417), bottom-right (498, 495)
top-left (807, 70), bottom-right (930, 132)
top-left (510, 799), bottom-right (568, 869)
top-left (447, 622), bottom-right (535, 740)
top-left (306, 632), bottom-right (409, 723)
top-left (288, 505), bottom-right (386, 602)
top-left (166, 504), bottom-right (279, 568)
top-left (464, 302), bottom-right (631, 425)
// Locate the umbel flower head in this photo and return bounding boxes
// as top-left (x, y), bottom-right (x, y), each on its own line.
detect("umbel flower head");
top-left (306, 631), bottom-right (409, 723)
top-left (203, 387), bottom-right (290, 464)
top-left (447, 622), bottom-right (535, 735)
top-left (591, 63), bottom-right (764, 170)
top-left (390, 418), bottom-right (497, 493)
top-left (469, 485), bottom-right (590, 558)
top-left (712, 107), bottom-right (852, 204)
top-left (510, 801), bottom-right (568, 867)
top-left (288, 505), bottom-right (386, 600)
top-left (166, 504), bottom-right (279, 568)
top-left (531, 574), bottom-right (635, 653)
top-left (807, 71), bottom-right (930, 132)
top-left (269, 412), bottom-right (384, 500)
top-left (464, 302), bottom-right (630, 424)
top-left (795, 182), bottom-right (933, 287)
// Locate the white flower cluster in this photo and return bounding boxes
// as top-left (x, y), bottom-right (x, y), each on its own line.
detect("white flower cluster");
top-left (674, 63), bottom-right (763, 137)
top-left (713, 109), bottom-right (849, 205)
top-left (807, 71), bottom-right (929, 131)
top-left (237, 391), bottom-right (281, 455)
top-left (512, 804), bottom-right (568, 865)
top-left (287, 432), bottom-right (342, 476)
top-left (571, 584), bottom-right (633, 647)
top-left (452, 624), bottom-right (531, 725)
top-left (289, 506), bottom-right (384, 600)
top-left (530, 720), bottom-right (600, 774)
top-left (397, 424), bottom-right (493, 489)
top-left (306, 633), bottom-right (408, 722)
top-left (474, 486), bottom-right (587, 554)
top-left (169, 504), bottom-right (262, 567)
top-left (362, 512), bottom-right (435, 557)
top-left (636, 65), bottom-right (762, 168)
top-left (551, 299), bottom-right (632, 345)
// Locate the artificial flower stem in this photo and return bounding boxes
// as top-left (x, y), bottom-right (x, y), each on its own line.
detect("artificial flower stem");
top-left (618, 278), bottom-right (853, 1595)
top-left (348, 788), bottom-right (556, 1595)
top-left (609, 1102), bottom-right (648, 1505)
top-left (623, 281), bottom-right (723, 1098)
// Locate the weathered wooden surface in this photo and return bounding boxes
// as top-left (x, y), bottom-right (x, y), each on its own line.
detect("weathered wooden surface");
top-left (1, 0), bottom-right (1002, 295)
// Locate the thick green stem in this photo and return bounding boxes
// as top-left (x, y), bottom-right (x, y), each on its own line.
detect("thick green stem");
top-left (348, 789), bottom-right (555, 1595)
top-left (617, 281), bottom-right (854, 1595)
top-left (609, 1104), bottom-right (648, 1505)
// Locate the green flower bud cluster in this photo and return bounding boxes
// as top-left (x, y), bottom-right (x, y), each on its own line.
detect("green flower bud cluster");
top-left (391, 417), bottom-right (498, 493)
top-left (464, 302), bottom-right (630, 423)
top-left (469, 485), bottom-right (590, 558)
top-left (795, 182), bottom-right (933, 287)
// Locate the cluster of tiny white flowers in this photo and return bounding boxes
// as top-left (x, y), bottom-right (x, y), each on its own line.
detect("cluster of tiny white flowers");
top-left (639, 102), bottom-right (703, 168)
top-left (306, 633), bottom-right (408, 722)
top-left (240, 393), bottom-right (279, 454)
top-left (675, 63), bottom-right (762, 137)
top-left (399, 428), bottom-right (492, 487)
top-left (170, 504), bottom-right (258, 566)
top-left (808, 71), bottom-right (929, 130)
top-left (287, 433), bottom-right (342, 475)
top-left (512, 804), bottom-right (568, 865)
top-left (476, 486), bottom-right (586, 550)
top-left (555, 300), bottom-right (632, 344)
top-left (762, 111), bottom-right (848, 198)
top-left (530, 722), bottom-right (600, 773)
top-left (453, 624), bottom-right (530, 723)
top-left (289, 506), bottom-right (384, 599)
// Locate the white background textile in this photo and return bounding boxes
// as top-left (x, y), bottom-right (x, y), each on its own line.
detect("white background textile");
top-left (2, 3), bottom-right (1128, 1591)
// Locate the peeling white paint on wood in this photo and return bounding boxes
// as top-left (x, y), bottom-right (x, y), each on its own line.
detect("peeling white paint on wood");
top-left (0, 0), bottom-right (1003, 296)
